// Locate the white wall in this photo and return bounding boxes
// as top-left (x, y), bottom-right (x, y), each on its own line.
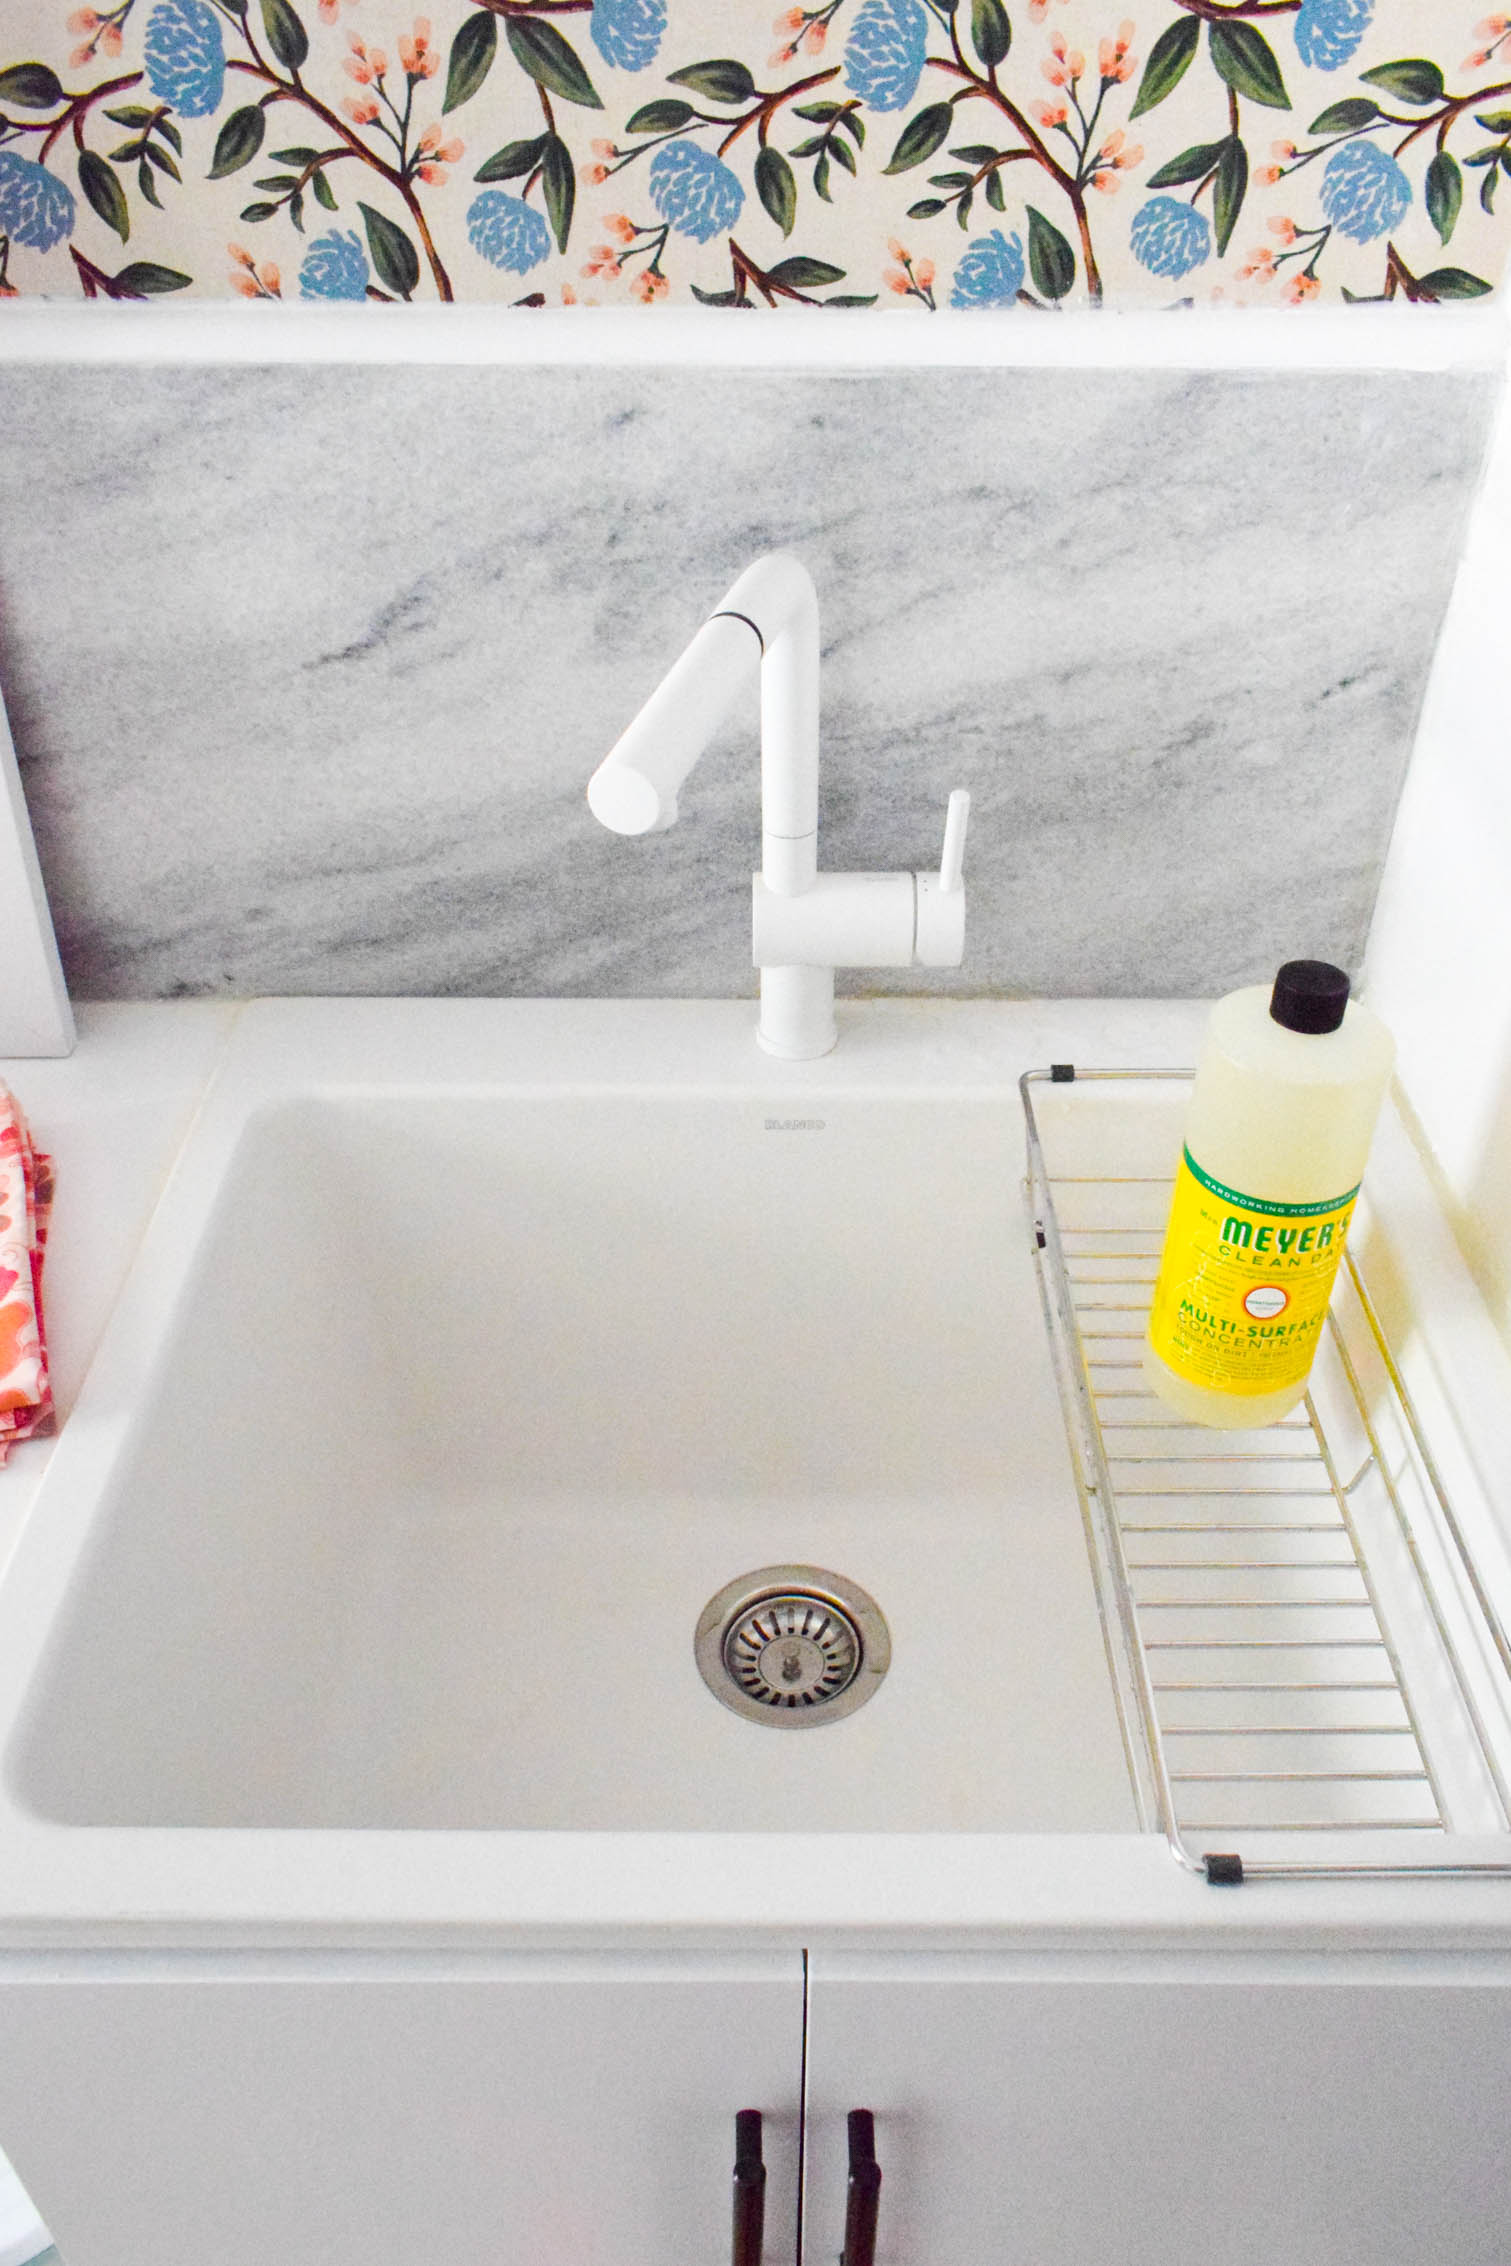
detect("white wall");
top-left (1368, 328), bottom-right (1511, 1348)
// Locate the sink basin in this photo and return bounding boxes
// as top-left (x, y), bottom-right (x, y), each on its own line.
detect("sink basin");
top-left (0, 1000), bottom-right (1146, 1933)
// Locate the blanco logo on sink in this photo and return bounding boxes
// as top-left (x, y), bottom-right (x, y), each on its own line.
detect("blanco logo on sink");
top-left (764, 1118), bottom-right (826, 1132)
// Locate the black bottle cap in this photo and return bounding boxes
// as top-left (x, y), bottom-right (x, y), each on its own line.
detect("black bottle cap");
top-left (1269, 960), bottom-right (1350, 1035)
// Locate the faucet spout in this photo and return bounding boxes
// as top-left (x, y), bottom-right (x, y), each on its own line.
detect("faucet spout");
top-left (586, 552), bottom-right (819, 879)
top-left (585, 611), bottom-right (760, 838)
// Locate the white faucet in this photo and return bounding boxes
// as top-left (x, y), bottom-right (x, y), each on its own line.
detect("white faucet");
top-left (586, 553), bottom-right (969, 1060)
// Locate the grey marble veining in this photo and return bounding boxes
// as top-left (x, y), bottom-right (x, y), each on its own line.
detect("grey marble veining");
top-left (0, 361), bottom-right (1493, 1002)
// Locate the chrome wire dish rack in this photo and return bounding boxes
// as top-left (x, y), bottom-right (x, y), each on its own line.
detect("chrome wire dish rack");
top-left (1024, 1067), bottom-right (1511, 1885)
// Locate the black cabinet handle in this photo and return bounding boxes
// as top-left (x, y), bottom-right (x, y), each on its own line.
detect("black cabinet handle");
top-left (843, 2109), bottom-right (881, 2266)
top-left (732, 2108), bottom-right (766, 2266)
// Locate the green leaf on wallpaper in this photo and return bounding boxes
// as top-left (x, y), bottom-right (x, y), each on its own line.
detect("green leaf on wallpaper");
top-left (1146, 137), bottom-right (1229, 188)
top-left (312, 167), bottom-right (338, 211)
top-left (260, 0), bottom-right (309, 73)
top-left (238, 199), bottom-right (278, 221)
top-left (984, 167), bottom-right (1005, 210)
top-left (955, 190), bottom-right (973, 228)
top-left (78, 147), bottom-right (129, 242)
top-left (506, 18), bottom-right (603, 108)
top-left (1308, 98), bottom-right (1382, 134)
top-left (112, 261), bottom-right (192, 294)
top-left (971, 0), bottom-right (1011, 71)
top-left (1026, 206), bottom-right (1074, 300)
top-left (0, 63), bottom-right (64, 108)
top-left (1213, 134), bottom-right (1248, 256)
top-left (768, 256), bottom-right (845, 289)
top-left (1415, 266), bottom-right (1492, 299)
top-left (444, 11), bottom-right (497, 113)
top-left (839, 108), bottom-right (864, 146)
top-left (822, 294), bottom-right (878, 306)
top-left (668, 59), bottom-right (756, 105)
top-left (138, 158), bottom-right (162, 207)
top-left (883, 102), bottom-right (954, 174)
top-left (106, 106), bottom-right (159, 126)
top-left (756, 144), bottom-right (797, 236)
top-left (1208, 21), bottom-right (1290, 110)
top-left (625, 99), bottom-right (696, 132)
top-left (474, 134), bottom-right (547, 182)
top-left (906, 195), bottom-right (946, 217)
top-left (1482, 164), bottom-right (1499, 215)
top-left (828, 134), bottom-right (856, 177)
top-left (1475, 109), bottom-right (1511, 130)
top-left (541, 131), bottom-right (575, 252)
top-left (358, 201), bottom-right (420, 298)
top-left (147, 143), bottom-right (181, 182)
top-left (1361, 58), bottom-right (1444, 106)
top-left (1426, 150), bottom-right (1462, 245)
top-left (794, 101), bottom-right (840, 122)
top-left (1129, 15), bottom-right (1199, 120)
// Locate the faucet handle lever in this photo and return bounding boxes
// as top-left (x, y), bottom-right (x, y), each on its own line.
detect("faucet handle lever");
top-left (938, 788), bottom-right (970, 894)
top-left (914, 788), bottom-right (969, 970)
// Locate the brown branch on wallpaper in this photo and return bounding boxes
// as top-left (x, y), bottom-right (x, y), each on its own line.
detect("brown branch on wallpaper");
top-left (225, 56), bottom-right (454, 298)
top-left (462, 2), bottom-right (596, 15)
top-left (1170, 1), bottom-right (1302, 18)
top-left (926, 59), bottom-right (1102, 302)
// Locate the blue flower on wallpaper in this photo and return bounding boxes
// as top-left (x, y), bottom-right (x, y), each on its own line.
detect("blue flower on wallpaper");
top-left (844, 0), bottom-right (929, 113)
top-left (591, 0), bottom-right (667, 72)
top-left (1294, 0), bottom-right (1374, 70)
top-left (1130, 195), bottom-right (1212, 279)
top-left (949, 230), bottom-right (1025, 308)
top-left (648, 140), bottom-right (744, 241)
top-left (143, 0), bottom-right (225, 119)
top-left (467, 190), bottom-right (553, 271)
top-left (0, 150), bottom-right (76, 251)
top-left (299, 230), bottom-right (370, 300)
top-left (1320, 139), bottom-right (1411, 239)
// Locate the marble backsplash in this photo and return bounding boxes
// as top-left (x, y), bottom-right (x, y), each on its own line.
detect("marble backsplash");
top-left (0, 356), bottom-right (1495, 1002)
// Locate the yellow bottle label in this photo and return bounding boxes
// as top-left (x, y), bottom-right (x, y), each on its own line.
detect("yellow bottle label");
top-left (1147, 1148), bottom-right (1359, 1396)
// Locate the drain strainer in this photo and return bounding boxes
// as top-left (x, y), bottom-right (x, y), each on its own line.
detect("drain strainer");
top-left (695, 1567), bottom-right (890, 1728)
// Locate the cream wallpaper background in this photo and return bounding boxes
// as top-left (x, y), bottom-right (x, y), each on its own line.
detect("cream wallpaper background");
top-left (2, 0), bottom-right (1510, 305)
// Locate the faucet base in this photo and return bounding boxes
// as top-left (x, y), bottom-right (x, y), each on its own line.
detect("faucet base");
top-left (757, 965), bottom-right (837, 1060)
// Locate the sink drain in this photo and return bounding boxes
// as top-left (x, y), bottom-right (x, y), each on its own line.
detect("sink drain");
top-left (695, 1567), bottom-right (890, 1728)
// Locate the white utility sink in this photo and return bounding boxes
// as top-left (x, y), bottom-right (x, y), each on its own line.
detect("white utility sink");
top-left (0, 999), bottom-right (1163, 1935)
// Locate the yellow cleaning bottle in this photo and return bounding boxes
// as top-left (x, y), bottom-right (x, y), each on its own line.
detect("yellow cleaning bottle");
top-left (1145, 961), bottom-right (1394, 1429)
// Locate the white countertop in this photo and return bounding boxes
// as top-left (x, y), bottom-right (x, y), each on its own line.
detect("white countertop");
top-left (2, 998), bottom-right (1510, 1953)
top-left (0, 1005), bottom-right (239, 1584)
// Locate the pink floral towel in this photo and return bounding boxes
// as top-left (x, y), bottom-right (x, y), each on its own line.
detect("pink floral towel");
top-left (0, 1086), bottom-right (54, 1464)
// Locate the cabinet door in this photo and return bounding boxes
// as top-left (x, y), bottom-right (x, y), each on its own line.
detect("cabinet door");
top-left (0, 1950), bottom-right (803, 2266)
top-left (804, 1950), bottom-right (1511, 2266)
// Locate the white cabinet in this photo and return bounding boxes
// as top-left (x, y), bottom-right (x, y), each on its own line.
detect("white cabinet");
top-left (802, 1951), bottom-right (1511, 2266)
top-left (6, 1942), bottom-right (1511, 2265)
top-left (0, 1952), bottom-right (803, 2266)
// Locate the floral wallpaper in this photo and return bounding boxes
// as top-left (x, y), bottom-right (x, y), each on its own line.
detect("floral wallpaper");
top-left (1, 0), bottom-right (1508, 304)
